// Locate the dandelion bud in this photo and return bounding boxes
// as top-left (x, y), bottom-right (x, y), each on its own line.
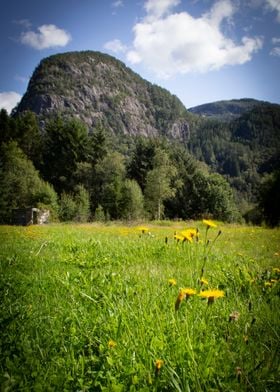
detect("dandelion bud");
top-left (155, 359), bottom-right (164, 375)
top-left (175, 288), bottom-right (196, 310)
top-left (108, 339), bottom-right (117, 349)
top-left (168, 278), bottom-right (177, 287)
top-left (175, 290), bottom-right (185, 311)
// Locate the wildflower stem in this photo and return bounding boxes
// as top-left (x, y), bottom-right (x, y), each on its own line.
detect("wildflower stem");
top-left (184, 317), bottom-right (203, 391)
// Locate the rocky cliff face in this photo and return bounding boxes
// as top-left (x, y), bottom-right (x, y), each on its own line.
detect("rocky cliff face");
top-left (17, 51), bottom-right (192, 140)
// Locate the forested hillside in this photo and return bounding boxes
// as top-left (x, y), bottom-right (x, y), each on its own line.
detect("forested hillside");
top-left (186, 103), bottom-right (280, 212)
top-left (188, 98), bottom-right (268, 121)
top-left (0, 51), bottom-right (279, 225)
top-left (0, 109), bottom-right (240, 224)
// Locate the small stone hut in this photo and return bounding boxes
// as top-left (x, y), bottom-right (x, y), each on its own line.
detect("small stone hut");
top-left (12, 208), bottom-right (50, 226)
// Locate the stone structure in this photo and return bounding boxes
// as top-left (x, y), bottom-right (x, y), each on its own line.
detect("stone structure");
top-left (12, 208), bottom-right (50, 226)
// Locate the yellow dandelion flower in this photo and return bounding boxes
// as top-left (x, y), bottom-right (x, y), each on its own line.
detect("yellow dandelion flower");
top-left (180, 230), bottom-right (193, 243)
top-left (155, 359), bottom-right (164, 370)
top-left (168, 278), bottom-right (177, 286)
top-left (202, 219), bottom-right (217, 228)
top-left (174, 234), bottom-right (185, 242)
top-left (200, 277), bottom-right (208, 286)
top-left (175, 288), bottom-right (196, 310)
top-left (182, 288), bottom-right (197, 297)
top-left (185, 228), bottom-right (199, 238)
top-left (155, 359), bottom-right (164, 375)
top-left (108, 339), bottom-right (117, 348)
top-left (199, 289), bottom-right (224, 305)
top-left (136, 226), bottom-right (149, 233)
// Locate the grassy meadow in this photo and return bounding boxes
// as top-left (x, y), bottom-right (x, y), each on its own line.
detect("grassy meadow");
top-left (0, 221), bottom-right (279, 391)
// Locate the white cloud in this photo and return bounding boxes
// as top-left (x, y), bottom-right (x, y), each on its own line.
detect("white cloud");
top-left (112, 0), bottom-right (124, 7)
top-left (272, 37), bottom-right (280, 43)
top-left (20, 24), bottom-right (71, 50)
top-left (266, 0), bottom-right (280, 22)
top-left (0, 92), bottom-right (22, 113)
top-left (204, 0), bottom-right (235, 26)
top-left (13, 19), bottom-right (32, 29)
top-left (270, 46), bottom-right (280, 55)
top-left (104, 39), bottom-right (127, 54)
top-left (270, 36), bottom-right (280, 56)
top-left (126, 0), bottom-right (263, 77)
top-left (144, 0), bottom-right (181, 19)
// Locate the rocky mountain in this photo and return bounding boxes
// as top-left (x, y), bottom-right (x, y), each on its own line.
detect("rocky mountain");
top-left (8, 50), bottom-right (280, 221)
top-left (188, 98), bottom-right (268, 121)
top-left (16, 51), bottom-right (192, 141)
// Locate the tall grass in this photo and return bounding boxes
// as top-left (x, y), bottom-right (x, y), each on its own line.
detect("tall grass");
top-left (0, 222), bottom-right (279, 391)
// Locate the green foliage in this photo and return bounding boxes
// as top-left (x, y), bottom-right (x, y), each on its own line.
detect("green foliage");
top-left (189, 98), bottom-right (265, 121)
top-left (0, 142), bottom-right (58, 223)
top-left (14, 111), bottom-right (42, 166)
top-left (0, 108), bottom-right (17, 145)
top-left (1, 110), bottom-right (42, 167)
top-left (94, 204), bottom-right (106, 222)
top-left (187, 103), bottom-right (280, 213)
top-left (59, 192), bottom-right (77, 221)
top-left (59, 185), bottom-right (90, 222)
top-left (145, 148), bottom-right (177, 220)
top-left (93, 152), bottom-right (126, 219)
top-left (119, 179), bottom-right (144, 220)
top-left (149, 84), bottom-right (188, 133)
top-left (127, 137), bottom-right (156, 191)
top-left (88, 125), bottom-right (108, 165)
top-left (258, 170), bottom-right (280, 227)
top-left (74, 185), bottom-right (91, 222)
top-left (42, 116), bottom-right (89, 193)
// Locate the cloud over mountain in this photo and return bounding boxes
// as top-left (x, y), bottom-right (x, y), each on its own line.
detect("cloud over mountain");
top-left (0, 91), bottom-right (22, 113)
top-left (20, 24), bottom-right (71, 50)
top-left (126, 0), bottom-right (263, 77)
top-left (104, 39), bottom-right (127, 53)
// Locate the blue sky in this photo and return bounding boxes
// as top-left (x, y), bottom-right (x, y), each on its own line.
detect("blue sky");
top-left (0, 0), bottom-right (280, 113)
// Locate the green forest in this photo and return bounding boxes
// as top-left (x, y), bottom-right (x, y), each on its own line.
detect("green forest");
top-left (0, 104), bottom-right (279, 226)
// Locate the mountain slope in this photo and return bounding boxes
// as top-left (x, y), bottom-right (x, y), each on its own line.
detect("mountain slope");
top-left (16, 51), bottom-right (192, 140)
top-left (188, 98), bottom-right (268, 121)
top-left (14, 50), bottom-right (280, 214)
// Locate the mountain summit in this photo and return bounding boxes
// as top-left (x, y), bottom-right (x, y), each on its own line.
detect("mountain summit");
top-left (16, 51), bottom-right (191, 140)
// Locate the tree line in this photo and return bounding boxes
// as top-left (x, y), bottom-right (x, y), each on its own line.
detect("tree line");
top-left (0, 109), bottom-right (278, 225)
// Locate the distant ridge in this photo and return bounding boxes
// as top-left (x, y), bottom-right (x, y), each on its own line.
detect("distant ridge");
top-left (188, 98), bottom-right (270, 121)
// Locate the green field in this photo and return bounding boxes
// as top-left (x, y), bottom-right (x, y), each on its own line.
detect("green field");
top-left (0, 222), bottom-right (279, 391)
